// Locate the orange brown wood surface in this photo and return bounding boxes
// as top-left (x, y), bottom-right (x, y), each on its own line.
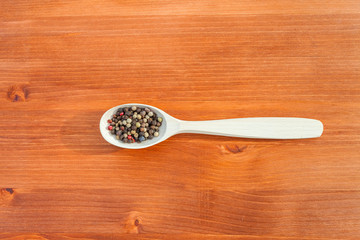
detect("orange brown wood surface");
top-left (1, 1), bottom-right (360, 239)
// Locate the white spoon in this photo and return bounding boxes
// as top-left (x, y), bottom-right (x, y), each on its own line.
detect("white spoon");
top-left (100, 103), bottom-right (323, 149)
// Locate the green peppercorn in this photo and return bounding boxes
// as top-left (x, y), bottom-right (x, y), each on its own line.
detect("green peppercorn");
top-left (131, 106), bottom-right (137, 111)
top-left (126, 123), bottom-right (131, 128)
top-left (136, 122), bottom-right (141, 128)
top-left (131, 130), bottom-right (136, 135)
top-left (148, 112), bottom-right (154, 117)
top-left (158, 117), bottom-right (163, 122)
top-left (134, 133), bottom-right (139, 138)
top-left (127, 118), bottom-right (132, 123)
top-left (137, 115), bottom-right (142, 120)
top-left (145, 115), bottom-right (150, 119)
top-left (143, 118), bottom-right (147, 123)
top-left (122, 120), bottom-right (127, 125)
top-left (154, 132), bottom-right (159, 137)
top-left (144, 132), bottom-right (149, 138)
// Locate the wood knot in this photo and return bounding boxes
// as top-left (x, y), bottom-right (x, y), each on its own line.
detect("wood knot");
top-left (1, 188), bottom-right (15, 206)
top-left (7, 84), bottom-right (29, 102)
top-left (134, 219), bottom-right (140, 226)
top-left (123, 211), bottom-right (144, 233)
top-left (225, 145), bottom-right (247, 154)
top-left (4, 188), bottom-right (14, 194)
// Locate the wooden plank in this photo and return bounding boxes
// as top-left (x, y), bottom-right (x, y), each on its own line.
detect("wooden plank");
top-left (0, 0), bottom-right (360, 239)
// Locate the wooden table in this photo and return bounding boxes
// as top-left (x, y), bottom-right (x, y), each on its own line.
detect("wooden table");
top-left (1, 1), bottom-right (360, 239)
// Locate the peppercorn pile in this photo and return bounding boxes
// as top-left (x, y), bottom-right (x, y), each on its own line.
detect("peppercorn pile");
top-left (107, 106), bottom-right (162, 143)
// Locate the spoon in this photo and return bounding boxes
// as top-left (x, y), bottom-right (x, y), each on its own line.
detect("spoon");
top-left (100, 103), bottom-right (323, 149)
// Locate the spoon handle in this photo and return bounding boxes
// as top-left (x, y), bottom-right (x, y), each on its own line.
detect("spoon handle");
top-left (178, 117), bottom-right (323, 139)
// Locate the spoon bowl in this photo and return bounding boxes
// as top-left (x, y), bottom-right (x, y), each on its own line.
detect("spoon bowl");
top-left (100, 103), bottom-right (179, 149)
top-left (100, 103), bottom-right (323, 149)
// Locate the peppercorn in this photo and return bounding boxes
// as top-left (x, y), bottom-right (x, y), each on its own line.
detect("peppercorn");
top-left (108, 106), bottom-right (162, 144)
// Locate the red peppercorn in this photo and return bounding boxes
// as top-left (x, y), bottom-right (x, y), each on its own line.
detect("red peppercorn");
top-left (108, 126), bottom-right (113, 130)
top-left (107, 119), bottom-right (112, 123)
top-left (120, 112), bottom-right (124, 116)
top-left (127, 135), bottom-right (132, 140)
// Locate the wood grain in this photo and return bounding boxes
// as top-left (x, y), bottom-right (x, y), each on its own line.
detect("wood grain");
top-left (1, 0), bottom-right (360, 239)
